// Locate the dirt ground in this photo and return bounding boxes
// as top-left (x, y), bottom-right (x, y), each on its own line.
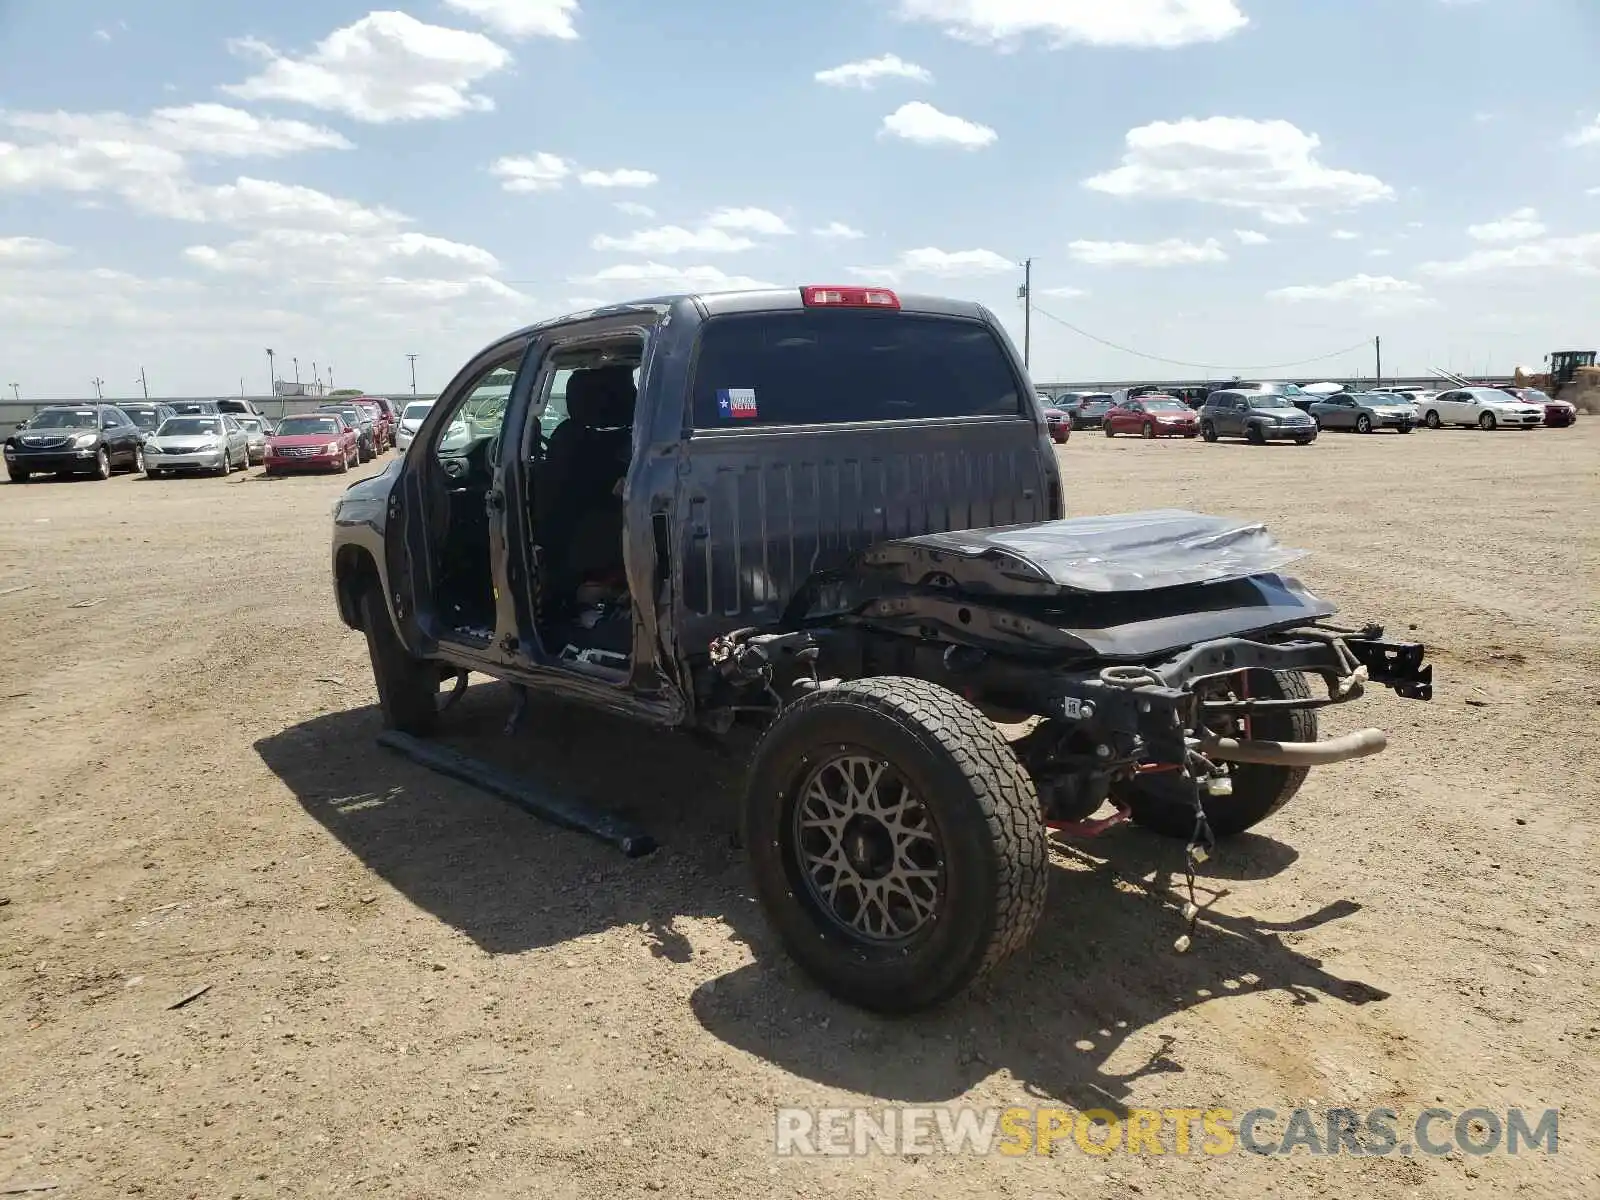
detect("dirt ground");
top-left (2, 422), bottom-right (1597, 1199)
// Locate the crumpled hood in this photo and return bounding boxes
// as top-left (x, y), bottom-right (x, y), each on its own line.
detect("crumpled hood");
top-left (857, 509), bottom-right (1311, 594)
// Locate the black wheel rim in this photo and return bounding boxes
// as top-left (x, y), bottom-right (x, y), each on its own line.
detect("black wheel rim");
top-left (790, 751), bottom-right (945, 945)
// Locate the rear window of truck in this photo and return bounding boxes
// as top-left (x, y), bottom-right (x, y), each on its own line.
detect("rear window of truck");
top-left (690, 311), bottom-right (1022, 428)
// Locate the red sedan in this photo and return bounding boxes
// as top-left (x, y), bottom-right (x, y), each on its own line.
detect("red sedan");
top-left (1499, 386), bottom-right (1577, 427)
top-left (263, 412), bottom-right (360, 475)
top-left (1104, 395), bottom-right (1200, 439)
top-left (353, 399), bottom-right (394, 451)
top-left (1041, 404), bottom-right (1071, 443)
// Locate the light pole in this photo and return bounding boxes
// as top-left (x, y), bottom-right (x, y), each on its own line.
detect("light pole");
top-left (138, 367), bottom-right (149, 400)
top-left (407, 353), bottom-right (418, 397)
top-left (1017, 257), bottom-right (1033, 369)
top-left (293, 356), bottom-right (300, 385)
top-left (91, 377), bottom-right (105, 399)
top-left (312, 361), bottom-right (319, 396)
top-left (8, 384), bottom-right (18, 402)
top-left (265, 348), bottom-right (276, 396)
top-left (327, 365), bottom-right (334, 392)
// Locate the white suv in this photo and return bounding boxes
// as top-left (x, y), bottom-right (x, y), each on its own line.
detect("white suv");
top-left (394, 400), bottom-right (435, 450)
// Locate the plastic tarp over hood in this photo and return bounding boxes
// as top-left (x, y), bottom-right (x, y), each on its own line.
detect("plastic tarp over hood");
top-left (860, 510), bottom-right (1311, 595)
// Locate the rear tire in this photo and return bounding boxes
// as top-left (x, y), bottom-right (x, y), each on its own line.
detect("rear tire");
top-left (743, 677), bottom-right (1048, 1014)
top-left (359, 586), bottom-right (439, 736)
top-left (1119, 671), bottom-right (1317, 840)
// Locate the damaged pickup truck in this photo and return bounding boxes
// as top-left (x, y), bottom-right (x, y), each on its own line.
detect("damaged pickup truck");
top-left (331, 285), bottom-right (1433, 1014)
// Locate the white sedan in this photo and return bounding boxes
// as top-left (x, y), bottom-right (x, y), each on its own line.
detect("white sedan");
top-left (1417, 388), bottom-right (1543, 431)
top-left (144, 415), bottom-right (252, 476)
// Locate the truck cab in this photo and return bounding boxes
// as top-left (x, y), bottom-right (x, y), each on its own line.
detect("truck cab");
top-left (334, 285), bottom-right (1062, 727)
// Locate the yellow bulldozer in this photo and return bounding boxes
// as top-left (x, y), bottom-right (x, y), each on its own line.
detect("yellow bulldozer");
top-left (1515, 350), bottom-right (1600, 413)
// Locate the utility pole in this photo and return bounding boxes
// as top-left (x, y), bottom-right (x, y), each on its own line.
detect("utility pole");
top-left (1018, 258), bottom-right (1033, 369)
top-left (265, 348), bottom-right (276, 397)
top-left (91, 377), bottom-right (105, 399)
top-left (1375, 335), bottom-right (1382, 388)
top-left (293, 356), bottom-right (300, 385)
top-left (407, 353), bottom-right (418, 397)
top-left (312, 361), bottom-right (320, 396)
top-left (138, 367), bottom-right (149, 400)
top-left (327, 365), bottom-right (334, 391)
top-left (8, 383), bottom-right (18, 402)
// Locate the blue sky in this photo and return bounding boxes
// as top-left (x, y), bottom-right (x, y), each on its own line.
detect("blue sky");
top-left (2, 0), bottom-right (1598, 397)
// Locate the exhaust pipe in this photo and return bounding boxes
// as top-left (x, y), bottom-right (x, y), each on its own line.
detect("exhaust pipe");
top-left (1197, 727), bottom-right (1388, 767)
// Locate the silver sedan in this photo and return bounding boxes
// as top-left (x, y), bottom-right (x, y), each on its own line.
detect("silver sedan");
top-left (1307, 392), bottom-right (1418, 434)
top-left (234, 415), bottom-right (272, 464)
top-left (144, 415), bottom-right (251, 477)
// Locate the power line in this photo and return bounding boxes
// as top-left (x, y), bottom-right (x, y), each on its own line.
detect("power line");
top-left (1029, 304), bottom-right (1376, 373)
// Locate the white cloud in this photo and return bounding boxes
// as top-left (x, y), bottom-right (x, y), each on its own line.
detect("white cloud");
top-left (1421, 231), bottom-right (1600, 278)
top-left (591, 226), bottom-right (757, 254)
top-left (1565, 113), bottom-right (1600, 148)
top-left (895, 0), bottom-right (1248, 48)
top-left (578, 167), bottom-right (658, 188)
top-left (443, 0), bottom-right (580, 40)
top-left (1267, 274), bottom-right (1434, 313)
top-left (184, 227), bottom-right (501, 279)
top-left (614, 201), bottom-right (655, 218)
top-left (94, 29), bottom-right (113, 43)
top-left (1233, 229), bottom-right (1269, 245)
top-left (815, 221), bottom-right (866, 240)
top-left (1068, 237), bottom-right (1227, 267)
top-left (1084, 117), bottom-right (1393, 224)
top-left (580, 262), bottom-right (778, 293)
top-left (5, 105), bottom-right (351, 159)
top-left (898, 246), bottom-right (1014, 275)
top-left (1368, 248), bottom-right (1392, 257)
top-left (1039, 285), bottom-right (1088, 298)
top-left (704, 207), bottom-right (792, 235)
top-left (171, 176), bottom-right (407, 230)
top-left (491, 152), bottom-right (571, 192)
top-left (814, 53), bottom-right (932, 88)
top-left (0, 235), bottom-right (69, 262)
top-left (881, 101), bottom-right (996, 149)
top-left (1467, 207), bottom-right (1546, 242)
top-left (1331, 229), bottom-right (1360, 240)
top-left (224, 12), bottom-right (511, 123)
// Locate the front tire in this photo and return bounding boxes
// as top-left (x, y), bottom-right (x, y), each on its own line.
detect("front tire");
top-left (1119, 671), bottom-right (1317, 839)
top-left (1247, 423), bottom-right (1266, 445)
top-left (1201, 422), bottom-right (1218, 443)
top-left (1356, 414), bottom-right (1373, 434)
top-left (133, 445), bottom-right (145, 474)
top-left (1479, 412), bottom-right (1497, 431)
top-left (1425, 410), bottom-right (1442, 429)
top-left (93, 448), bottom-right (111, 480)
top-left (359, 586), bottom-right (440, 736)
top-left (7, 470), bottom-right (30, 484)
top-left (1104, 422), bottom-right (1116, 438)
top-left (744, 678), bottom-right (1048, 1014)
top-left (1142, 423), bottom-right (1156, 439)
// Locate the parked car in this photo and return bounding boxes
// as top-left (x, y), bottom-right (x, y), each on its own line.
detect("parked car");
top-left (1198, 389), bottom-right (1318, 444)
top-left (234, 414), bottom-right (273, 463)
top-left (1071, 396), bottom-right (1115, 430)
top-left (1499, 386), bottom-right (1576, 427)
top-left (330, 282), bottom-right (1433, 1015)
top-left (319, 404), bottom-right (377, 461)
top-left (1041, 405), bottom-right (1071, 443)
top-left (4, 404), bottom-right (147, 482)
top-left (144, 414), bottom-right (251, 477)
top-left (115, 402), bottom-right (178, 438)
top-left (264, 412), bottom-right (359, 475)
top-left (353, 399), bottom-right (393, 451)
top-left (395, 399), bottom-right (435, 451)
top-left (1103, 394), bottom-right (1200, 439)
top-left (1416, 388), bottom-right (1542, 430)
top-left (1306, 392), bottom-right (1417, 434)
top-left (218, 398), bottom-right (267, 420)
top-left (1054, 391), bottom-right (1114, 426)
top-left (168, 400), bottom-right (222, 416)
top-left (1236, 381), bottom-right (1317, 411)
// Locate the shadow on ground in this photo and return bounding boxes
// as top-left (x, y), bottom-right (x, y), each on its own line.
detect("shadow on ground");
top-left (255, 684), bottom-right (1387, 1117)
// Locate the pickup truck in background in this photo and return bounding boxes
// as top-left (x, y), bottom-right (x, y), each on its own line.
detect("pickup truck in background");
top-left (330, 284), bottom-right (1433, 1014)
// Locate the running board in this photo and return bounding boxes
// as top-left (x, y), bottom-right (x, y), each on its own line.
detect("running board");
top-left (376, 730), bottom-right (659, 858)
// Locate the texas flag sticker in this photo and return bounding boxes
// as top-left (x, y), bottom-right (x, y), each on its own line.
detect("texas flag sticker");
top-left (717, 388), bottom-right (759, 419)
